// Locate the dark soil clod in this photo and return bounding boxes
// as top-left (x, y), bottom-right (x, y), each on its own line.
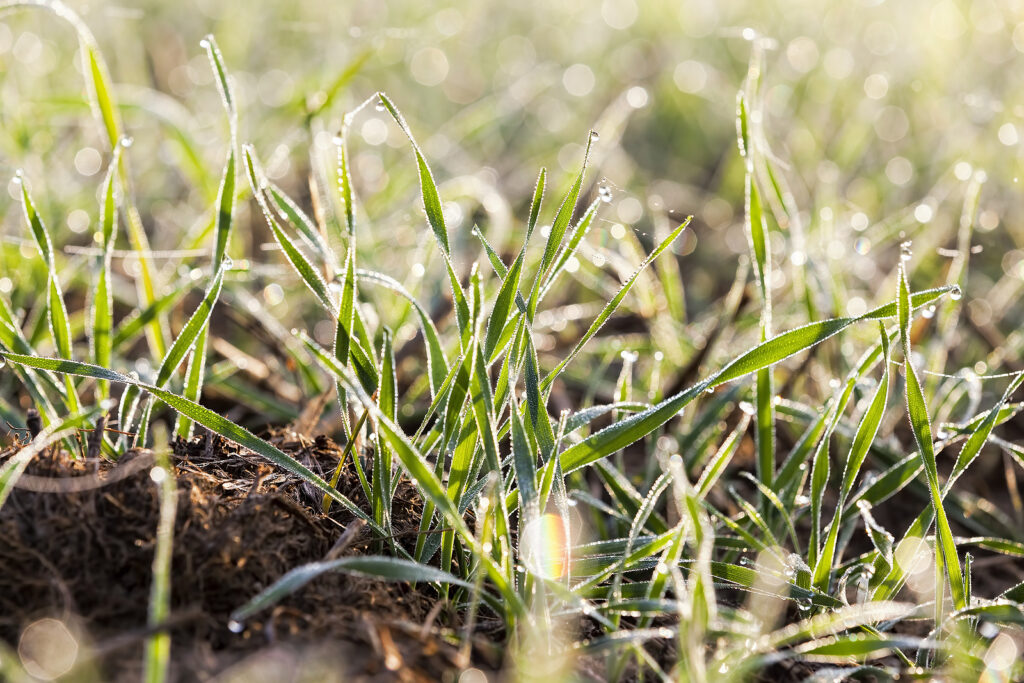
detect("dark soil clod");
top-left (0, 431), bottom-right (474, 681)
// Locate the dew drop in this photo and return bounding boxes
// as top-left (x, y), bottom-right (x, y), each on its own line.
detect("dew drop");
top-left (227, 619), bottom-right (244, 633)
top-left (922, 305), bottom-right (936, 319)
top-left (332, 134), bottom-right (344, 146)
top-left (979, 621), bottom-right (999, 639)
top-left (705, 386), bottom-right (715, 394)
top-left (375, 97), bottom-right (386, 112)
top-left (0, 357), bottom-right (5, 369)
top-left (738, 401), bottom-right (755, 416)
top-left (221, 255), bottom-right (234, 270)
top-left (12, 169), bottom-right (24, 185)
top-left (289, 328), bottom-right (300, 336)
top-left (588, 130), bottom-right (600, 143)
top-left (119, 136), bottom-right (134, 149)
top-left (199, 37), bottom-right (211, 49)
top-left (598, 185), bottom-right (613, 203)
top-left (949, 285), bottom-right (962, 301)
top-left (899, 240), bottom-right (913, 262)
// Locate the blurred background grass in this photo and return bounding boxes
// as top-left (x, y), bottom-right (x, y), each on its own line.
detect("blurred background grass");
top-left (2, 0), bottom-right (1023, 425)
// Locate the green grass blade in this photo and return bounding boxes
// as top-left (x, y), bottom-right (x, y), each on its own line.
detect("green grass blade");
top-left (812, 323), bottom-right (891, 590)
top-left (90, 144), bottom-right (122, 401)
top-left (527, 132), bottom-right (596, 320)
top-left (510, 395), bottom-right (539, 514)
top-left (154, 264), bottom-right (226, 389)
top-left (200, 34), bottom-right (236, 134)
top-left (230, 556), bottom-right (481, 625)
top-left (143, 430), bottom-right (176, 683)
top-left (243, 145), bottom-right (336, 315)
top-left (19, 176), bottom-right (80, 414)
top-left (378, 92), bottom-right (449, 254)
top-left (177, 143), bottom-right (236, 439)
top-left (483, 250), bottom-right (526, 360)
top-left (897, 263), bottom-right (965, 611)
top-left (540, 217), bottom-right (691, 392)
top-left (358, 269), bottom-right (448, 394)
top-left (695, 414), bottom-right (750, 499)
top-left (537, 199), bottom-right (599, 303)
top-left (558, 285), bottom-right (954, 477)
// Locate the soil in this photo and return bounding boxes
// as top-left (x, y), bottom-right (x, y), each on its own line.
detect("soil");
top-left (0, 429), bottom-right (498, 682)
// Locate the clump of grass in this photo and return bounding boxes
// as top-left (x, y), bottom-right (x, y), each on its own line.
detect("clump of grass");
top-left (1, 3), bottom-right (1023, 681)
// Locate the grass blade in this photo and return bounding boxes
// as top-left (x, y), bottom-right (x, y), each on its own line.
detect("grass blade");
top-left (90, 144), bottom-right (123, 401)
top-left (143, 429), bottom-right (176, 683)
top-left (230, 556), bottom-right (480, 624)
top-left (18, 176), bottom-right (80, 414)
top-left (558, 286), bottom-right (955, 476)
top-left (540, 217), bottom-right (691, 392)
top-left (897, 263), bottom-right (965, 611)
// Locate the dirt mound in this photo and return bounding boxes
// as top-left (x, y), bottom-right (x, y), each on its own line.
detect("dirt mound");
top-left (0, 430), bottom-right (483, 681)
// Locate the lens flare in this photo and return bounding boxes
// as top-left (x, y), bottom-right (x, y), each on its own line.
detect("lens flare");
top-left (521, 513), bottom-right (568, 579)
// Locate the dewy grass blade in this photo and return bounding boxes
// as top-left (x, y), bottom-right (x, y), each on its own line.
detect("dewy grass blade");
top-left (123, 263), bottom-right (227, 438)
top-left (483, 250), bottom-right (525, 360)
top-left (537, 199), bottom-right (599, 303)
top-left (0, 351), bottom-right (380, 532)
top-left (178, 106), bottom-right (236, 438)
top-left (90, 143), bottom-right (123, 402)
top-left (744, 160), bottom-right (774, 485)
top-left (527, 132), bottom-right (595, 320)
top-left (200, 34), bottom-right (236, 135)
top-left (269, 182), bottom-right (334, 268)
top-left (812, 322), bottom-right (891, 591)
top-left (695, 414), bottom-right (750, 499)
top-left (378, 92), bottom-right (449, 254)
top-left (243, 145), bottom-right (336, 315)
top-left (144, 428), bottom-right (176, 683)
top-left (155, 264), bottom-right (226, 388)
top-left (377, 93), bottom-right (470, 342)
top-left (510, 395), bottom-right (539, 514)
top-left (897, 263), bottom-right (965, 611)
top-left (872, 370), bottom-right (1024, 603)
top-left (557, 285), bottom-right (954, 476)
top-left (18, 175), bottom-right (81, 414)
top-left (357, 269), bottom-right (448, 395)
top-left (540, 217), bottom-right (691, 393)
top-left (230, 557), bottom-right (484, 625)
